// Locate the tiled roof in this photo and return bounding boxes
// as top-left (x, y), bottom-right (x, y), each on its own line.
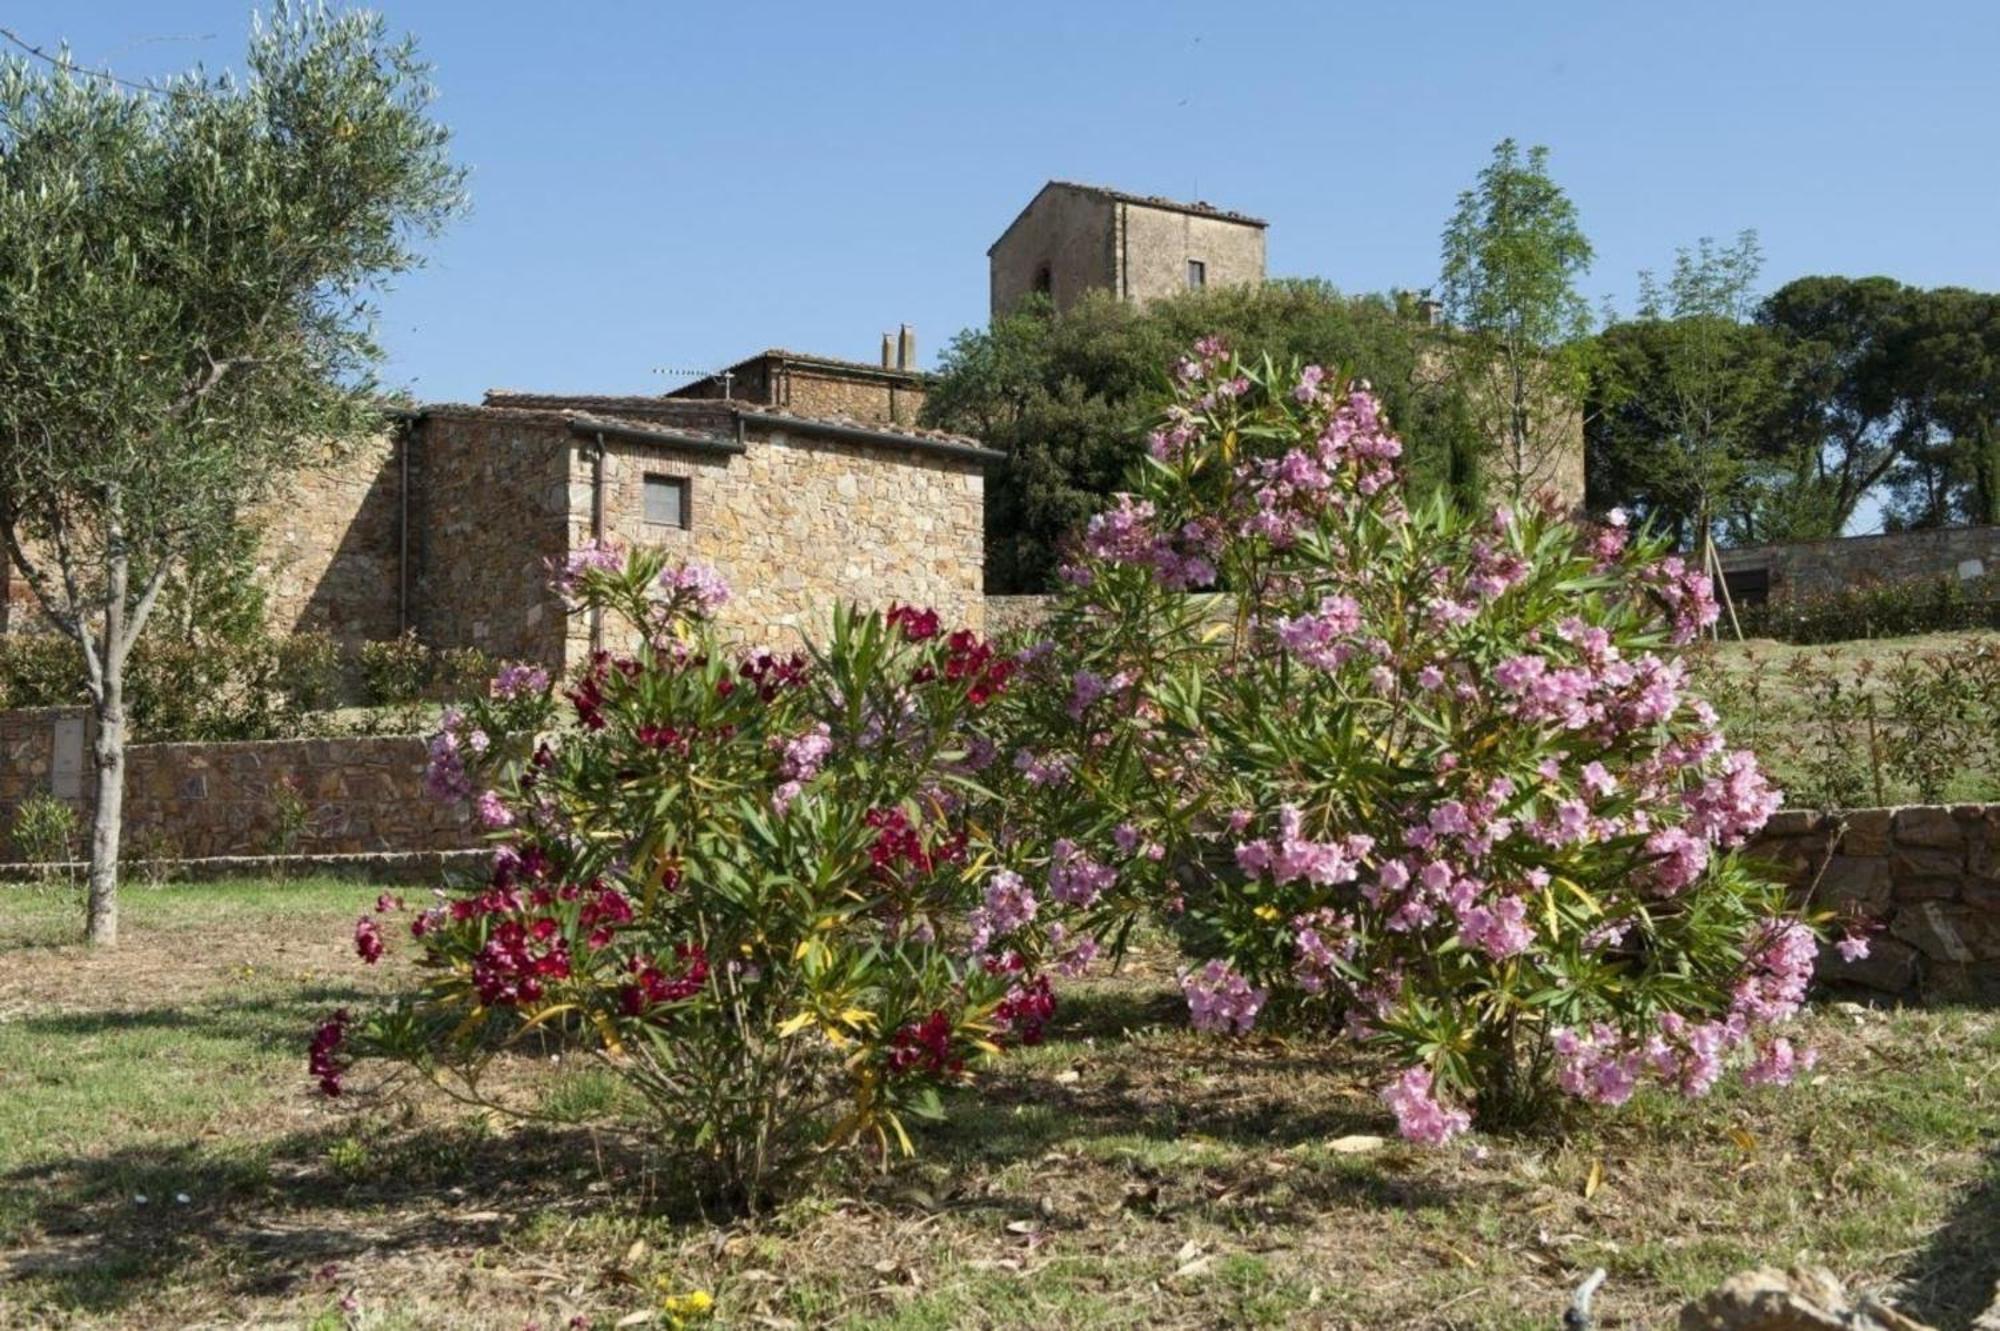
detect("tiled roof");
top-left (1050, 181), bottom-right (1267, 227)
top-left (450, 389), bottom-right (996, 461)
top-left (989, 179), bottom-right (1267, 255)
top-left (687, 348), bottom-right (934, 382)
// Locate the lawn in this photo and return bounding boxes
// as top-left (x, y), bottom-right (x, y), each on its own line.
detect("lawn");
top-left (0, 879), bottom-right (1995, 1330)
top-left (1694, 629), bottom-right (2000, 807)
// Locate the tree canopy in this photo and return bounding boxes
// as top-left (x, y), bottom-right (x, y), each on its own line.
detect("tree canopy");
top-left (922, 281), bottom-right (1484, 592)
top-left (0, 4), bottom-right (463, 942)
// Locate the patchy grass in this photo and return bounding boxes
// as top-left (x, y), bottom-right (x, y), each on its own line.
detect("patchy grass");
top-left (0, 879), bottom-right (1995, 1329)
top-left (1695, 629), bottom-right (2000, 806)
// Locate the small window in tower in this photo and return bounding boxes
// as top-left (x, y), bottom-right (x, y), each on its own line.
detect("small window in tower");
top-left (644, 474), bottom-right (690, 530)
top-left (1033, 264), bottom-right (1053, 298)
top-left (1187, 259), bottom-right (1207, 289)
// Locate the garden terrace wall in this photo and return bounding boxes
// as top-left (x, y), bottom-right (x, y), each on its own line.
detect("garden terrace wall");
top-left (1748, 805), bottom-right (2000, 1003)
top-left (0, 707), bottom-right (476, 863)
top-left (1718, 524), bottom-right (2000, 604)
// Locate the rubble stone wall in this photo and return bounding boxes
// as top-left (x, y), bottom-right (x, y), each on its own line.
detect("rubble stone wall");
top-left (1748, 804), bottom-right (2000, 1002)
top-left (572, 418), bottom-right (986, 664)
top-left (1718, 525), bottom-right (2000, 602)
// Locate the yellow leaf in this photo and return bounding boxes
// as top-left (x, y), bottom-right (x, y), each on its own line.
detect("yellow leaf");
top-left (1583, 1159), bottom-right (1604, 1200)
top-left (1728, 1127), bottom-right (1757, 1152)
top-left (777, 1011), bottom-right (816, 1038)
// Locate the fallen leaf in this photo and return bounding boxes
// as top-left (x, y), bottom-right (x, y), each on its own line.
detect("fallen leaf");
top-left (1328, 1134), bottom-right (1386, 1154)
top-left (615, 1312), bottom-right (654, 1328)
top-left (1727, 1127), bottom-right (1757, 1152)
top-left (1583, 1159), bottom-right (1604, 1200)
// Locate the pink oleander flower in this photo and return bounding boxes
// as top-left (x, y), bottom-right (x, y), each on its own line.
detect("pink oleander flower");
top-left (1382, 1065), bottom-right (1471, 1144)
top-left (1458, 893), bottom-right (1534, 960)
top-left (1182, 959), bottom-right (1266, 1035)
top-left (475, 790), bottom-right (515, 830)
top-left (1048, 839), bottom-right (1116, 908)
top-left (490, 663), bottom-right (550, 700)
top-left (658, 560), bottom-right (731, 617)
top-left (967, 868), bottom-right (1039, 954)
top-left (551, 539), bottom-right (624, 599)
top-left (1834, 932), bottom-right (1871, 963)
top-left (353, 916), bottom-right (385, 965)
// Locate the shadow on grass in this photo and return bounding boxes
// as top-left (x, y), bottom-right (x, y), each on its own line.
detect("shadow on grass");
top-left (1899, 1142), bottom-right (1999, 1331)
top-left (0, 1118), bottom-right (644, 1315)
top-left (8, 985), bottom-right (377, 1046)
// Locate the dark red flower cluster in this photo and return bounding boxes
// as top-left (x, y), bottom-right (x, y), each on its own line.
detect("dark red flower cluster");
top-left (886, 604), bottom-right (941, 642)
top-left (739, 648), bottom-right (810, 701)
top-left (578, 885), bottom-right (635, 949)
top-left (618, 944), bottom-right (710, 1016)
top-left (887, 1009), bottom-right (964, 1080)
top-left (993, 976), bottom-right (1056, 1046)
top-left (352, 915), bottom-right (385, 965)
top-left (309, 1009), bottom-right (351, 1097)
top-left (941, 629), bottom-right (1014, 706)
top-left (566, 652), bottom-right (641, 730)
top-left (473, 919), bottom-right (572, 1006)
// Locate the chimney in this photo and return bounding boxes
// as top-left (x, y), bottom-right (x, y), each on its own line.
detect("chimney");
top-left (881, 332), bottom-right (895, 368)
top-left (1418, 298), bottom-right (1445, 328)
top-left (897, 324), bottom-right (916, 371)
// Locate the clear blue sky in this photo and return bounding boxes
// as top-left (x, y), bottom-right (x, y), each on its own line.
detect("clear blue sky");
top-left (15, 0), bottom-right (2000, 412)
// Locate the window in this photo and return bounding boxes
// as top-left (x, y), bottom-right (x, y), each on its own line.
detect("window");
top-left (1719, 565), bottom-right (1770, 607)
top-left (1033, 264), bottom-right (1053, 297)
top-left (1187, 259), bottom-right (1206, 289)
top-left (644, 474), bottom-right (690, 529)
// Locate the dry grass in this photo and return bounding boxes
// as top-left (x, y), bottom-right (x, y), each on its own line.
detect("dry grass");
top-left (0, 880), bottom-right (1995, 1330)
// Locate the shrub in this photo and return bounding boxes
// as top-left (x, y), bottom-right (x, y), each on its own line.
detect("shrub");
top-left (9, 791), bottom-right (79, 876)
top-left (358, 630), bottom-right (433, 705)
top-left (1737, 573), bottom-right (2000, 644)
top-left (987, 345), bottom-right (1830, 1140)
top-left (275, 632), bottom-right (345, 713)
top-left (322, 548), bottom-right (1026, 1204)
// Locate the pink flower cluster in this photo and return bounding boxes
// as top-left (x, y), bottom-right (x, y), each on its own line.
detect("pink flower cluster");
top-left (1382, 1065), bottom-right (1470, 1144)
top-left (658, 560), bottom-right (731, 618)
top-left (1234, 805), bottom-right (1372, 887)
top-left (1048, 839), bottom-right (1117, 907)
top-left (1181, 959), bottom-right (1267, 1035)
top-left (552, 539), bottom-right (624, 600)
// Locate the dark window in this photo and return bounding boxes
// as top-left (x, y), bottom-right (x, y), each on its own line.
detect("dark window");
top-left (1033, 263), bottom-right (1053, 297)
top-left (1719, 565), bottom-right (1770, 606)
top-left (1187, 259), bottom-right (1206, 289)
top-left (644, 474), bottom-right (690, 529)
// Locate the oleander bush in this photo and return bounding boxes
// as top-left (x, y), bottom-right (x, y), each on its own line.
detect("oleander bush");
top-left (983, 344), bottom-right (1837, 1139)
top-left (320, 547), bottom-right (1030, 1204)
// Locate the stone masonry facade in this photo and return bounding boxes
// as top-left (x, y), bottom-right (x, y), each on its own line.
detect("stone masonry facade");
top-left (1717, 524), bottom-right (2000, 605)
top-left (1747, 804), bottom-right (2000, 1002)
top-left (988, 181), bottom-right (1268, 317)
top-left (665, 347), bottom-right (930, 429)
top-left (0, 706), bottom-right (472, 863)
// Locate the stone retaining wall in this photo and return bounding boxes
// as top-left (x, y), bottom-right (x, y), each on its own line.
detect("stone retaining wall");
top-left (0, 708), bottom-right (475, 864)
top-left (1748, 805), bottom-right (2000, 1002)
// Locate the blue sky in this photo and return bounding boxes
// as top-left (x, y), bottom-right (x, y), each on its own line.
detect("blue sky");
top-left (15, 0), bottom-right (2000, 413)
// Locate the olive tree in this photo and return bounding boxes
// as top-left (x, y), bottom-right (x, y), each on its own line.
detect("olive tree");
top-left (0, 6), bottom-right (463, 943)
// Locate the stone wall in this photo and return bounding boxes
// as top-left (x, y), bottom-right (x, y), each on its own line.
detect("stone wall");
top-left (1718, 525), bottom-right (2000, 604)
top-left (1117, 201), bottom-right (1268, 307)
top-left (0, 706), bottom-right (89, 856)
top-left (119, 735), bottom-right (473, 860)
top-left (254, 429), bottom-right (406, 645)
top-left (670, 356), bottom-right (929, 428)
top-left (0, 705), bottom-right (475, 862)
top-left (408, 409), bottom-right (573, 666)
top-left (989, 183), bottom-right (1268, 317)
top-left (1748, 805), bottom-right (2000, 1002)
top-left (575, 413), bottom-right (986, 661)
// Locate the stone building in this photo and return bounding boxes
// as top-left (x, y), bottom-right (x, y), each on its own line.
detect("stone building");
top-left (988, 181), bottom-right (1268, 317)
top-left (47, 394), bottom-right (997, 673)
top-left (664, 330), bottom-right (931, 428)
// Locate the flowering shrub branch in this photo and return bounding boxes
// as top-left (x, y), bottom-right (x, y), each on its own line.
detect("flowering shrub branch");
top-left (321, 547), bottom-right (1028, 1204)
top-left (987, 343), bottom-right (1828, 1141)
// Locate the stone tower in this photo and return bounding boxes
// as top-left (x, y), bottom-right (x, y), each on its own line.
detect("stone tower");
top-left (987, 181), bottom-right (1267, 319)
